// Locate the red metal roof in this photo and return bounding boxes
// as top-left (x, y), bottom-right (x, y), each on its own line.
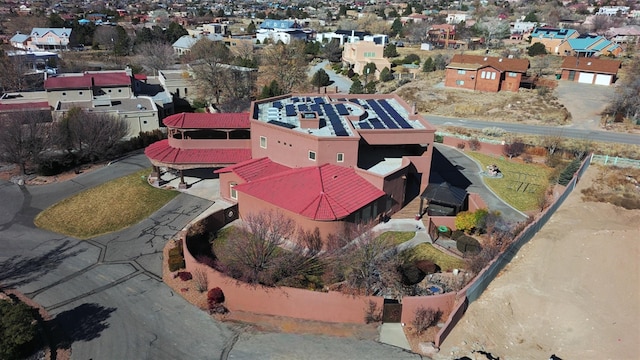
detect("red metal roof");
top-left (163, 112), bottom-right (251, 129)
top-left (215, 157), bottom-right (290, 182)
top-left (144, 139), bottom-right (251, 165)
top-left (0, 102), bottom-right (50, 112)
top-left (234, 164), bottom-right (385, 221)
top-left (44, 72), bottom-right (131, 90)
top-left (560, 57), bottom-right (621, 74)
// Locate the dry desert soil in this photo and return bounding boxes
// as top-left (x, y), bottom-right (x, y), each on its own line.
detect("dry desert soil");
top-left (434, 166), bottom-right (640, 360)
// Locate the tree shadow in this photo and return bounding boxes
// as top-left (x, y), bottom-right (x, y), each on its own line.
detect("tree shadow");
top-left (0, 240), bottom-right (86, 289)
top-left (48, 303), bottom-right (116, 350)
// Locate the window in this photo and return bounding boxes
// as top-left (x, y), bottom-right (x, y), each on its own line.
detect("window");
top-left (456, 80), bottom-right (465, 86)
top-left (491, 72), bottom-right (496, 80)
top-left (364, 51), bottom-right (375, 58)
top-left (337, 153), bottom-right (344, 162)
top-left (457, 69), bottom-right (466, 75)
top-left (230, 182), bottom-right (238, 200)
top-left (480, 71), bottom-right (486, 79)
top-left (508, 72), bottom-right (517, 77)
top-left (308, 151), bottom-right (316, 161)
top-left (260, 136), bottom-right (267, 149)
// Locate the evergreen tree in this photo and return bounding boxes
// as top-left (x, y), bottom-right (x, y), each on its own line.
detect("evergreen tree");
top-left (390, 18), bottom-right (403, 37)
top-left (311, 69), bottom-right (331, 89)
top-left (247, 21), bottom-right (256, 34)
top-left (422, 57), bottom-right (435, 72)
top-left (349, 79), bottom-right (363, 94)
top-left (166, 22), bottom-right (188, 44)
top-left (383, 43), bottom-right (399, 58)
top-left (379, 67), bottom-right (394, 82)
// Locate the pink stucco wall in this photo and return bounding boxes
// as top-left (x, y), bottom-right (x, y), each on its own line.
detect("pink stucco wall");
top-left (250, 121), bottom-right (359, 168)
top-left (168, 138), bottom-right (251, 149)
top-left (218, 172), bottom-right (242, 201)
top-left (400, 293), bottom-right (457, 325)
top-left (442, 137), bottom-right (505, 157)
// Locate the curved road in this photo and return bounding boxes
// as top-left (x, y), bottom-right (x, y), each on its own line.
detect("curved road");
top-left (0, 154), bottom-right (418, 360)
top-left (425, 115), bottom-right (640, 145)
top-left (309, 60), bottom-right (353, 93)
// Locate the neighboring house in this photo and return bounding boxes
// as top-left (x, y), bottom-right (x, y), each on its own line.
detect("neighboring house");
top-left (427, 24), bottom-right (459, 49)
top-left (606, 25), bottom-right (640, 49)
top-left (342, 41), bottom-right (392, 79)
top-left (445, 11), bottom-right (471, 24)
top-left (316, 30), bottom-right (372, 45)
top-left (256, 19), bottom-right (307, 44)
top-left (445, 54), bottom-right (530, 92)
top-left (510, 20), bottom-right (541, 35)
top-left (145, 112), bottom-right (252, 188)
top-left (28, 27), bottom-right (72, 51)
top-left (529, 27), bottom-right (579, 54)
top-left (172, 33), bottom-right (224, 55)
top-left (596, 6), bottom-right (629, 16)
top-left (45, 70), bottom-right (162, 137)
top-left (559, 57), bottom-right (622, 86)
top-left (9, 33), bottom-right (30, 49)
top-left (558, 35), bottom-right (622, 57)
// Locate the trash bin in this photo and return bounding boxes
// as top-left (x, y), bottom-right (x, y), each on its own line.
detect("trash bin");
top-left (555, 73), bottom-right (561, 80)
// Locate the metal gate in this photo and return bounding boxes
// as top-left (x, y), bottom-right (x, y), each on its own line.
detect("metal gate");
top-left (382, 299), bottom-right (402, 323)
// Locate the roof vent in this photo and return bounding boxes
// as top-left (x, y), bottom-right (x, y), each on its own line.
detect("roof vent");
top-left (483, 57), bottom-right (488, 61)
top-left (498, 58), bottom-right (503, 62)
top-left (587, 61), bottom-right (592, 65)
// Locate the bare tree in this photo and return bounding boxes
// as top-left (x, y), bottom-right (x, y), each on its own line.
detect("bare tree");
top-left (476, 18), bottom-right (510, 49)
top-left (0, 111), bottom-right (52, 174)
top-left (135, 41), bottom-right (177, 74)
top-left (541, 132), bottom-right (564, 156)
top-left (93, 26), bottom-right (118, 50)
top-left (56, 108), bottom-right (129, 162)
top-left (216, 210), bottom-right (297, 285)
top-left (261, 41), bottom-right (309, 93)
top-left (187, 38), bottom-right (232, 104)
top-left (531, 55), bottom-right (552, 76)
top-left (0, 52), bottom-right (32, 92)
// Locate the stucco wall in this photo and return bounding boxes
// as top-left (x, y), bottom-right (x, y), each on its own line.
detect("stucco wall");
top-left (442, 137), bottom-right (505, 157)
top-left (218, 172), bottom-right (243, 201)
top-left (400, 293), bottom-right (457, 325)
top-left (168, 138), bottom-right (251, 149)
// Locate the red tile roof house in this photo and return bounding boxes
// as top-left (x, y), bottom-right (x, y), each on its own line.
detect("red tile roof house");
top-left (558, 56), bottom-right (622, 86)
top-left (445, 54), bottom-right (530, 92)
top-left (146, 93), bottom-right (438, 241)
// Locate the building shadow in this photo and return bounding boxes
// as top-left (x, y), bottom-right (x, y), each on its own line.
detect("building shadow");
top-left (429, 147), bottom-right (472, 189)
top-left (48, 302), bottom-right (116, 350)
top-left (0, 240), bottom-right (86, 289)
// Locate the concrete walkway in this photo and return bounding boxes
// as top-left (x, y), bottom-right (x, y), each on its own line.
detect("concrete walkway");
top-left (379, 323), bottom-right (412, 350)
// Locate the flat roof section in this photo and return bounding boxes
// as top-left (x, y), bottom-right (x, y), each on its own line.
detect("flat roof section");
top-left (254, 95), bottom-right (426, 138)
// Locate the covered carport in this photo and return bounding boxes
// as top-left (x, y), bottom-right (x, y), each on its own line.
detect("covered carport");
top-left (419, 181), bottom-right (468, 216)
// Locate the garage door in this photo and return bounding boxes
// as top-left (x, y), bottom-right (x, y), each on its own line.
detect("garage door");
top-left (578, 72), bottom-right (595, 84)
top-left (594, 74), bottom-right (612, 86)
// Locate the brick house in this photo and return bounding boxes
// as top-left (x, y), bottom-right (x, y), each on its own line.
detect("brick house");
top-left (559, 57), bottom-right (622, 86)
top-left (444, 54), bottom-right (530, 92)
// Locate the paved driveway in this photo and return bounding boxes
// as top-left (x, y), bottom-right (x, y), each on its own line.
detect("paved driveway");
top-left (555, 80), bottom-right (616, 130)
top-left (0, 154), bottom-right (419, 360)
top-left (309, 60), bottom-right (353, 93)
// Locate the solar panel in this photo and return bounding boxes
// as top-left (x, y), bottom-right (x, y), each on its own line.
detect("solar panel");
top-left (359, 122), bottom-right (372, 129)
top-left (268, 120), bottom-right (296, 129)
top-left (310, 104), bottom-right (323, 115)
top-left (335, 103), bottom-right (349, 115)
top-left (285, 104), bottom-right (296, 117)
top-left (367, 100), bottom-right (399, 129)
top-left (379, 100), bottom-right (412, 129)
top-left (297, 104), bottom-right (309, 112)
top-left (272, 101), bottom-right (283, 109)
top-left (314, 97), bottom-right (325, 104)
top-left (369, 118), bottom-right (384, 129)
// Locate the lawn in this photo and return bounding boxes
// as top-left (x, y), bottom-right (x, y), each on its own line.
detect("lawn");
top-left (377, 231), bottom-right (416, 245)
top-left (34, 169), bottom-right (178, 239)
top-left (402, 243), bottom-right (466, 272)
top-left (466, 152), bottom-right (553, 211)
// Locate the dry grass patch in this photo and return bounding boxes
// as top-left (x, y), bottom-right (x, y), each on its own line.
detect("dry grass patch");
top-left (580, 164), bottom-right (640, 210)
top-left (34, 169), bottom-right (178, 239)
top-left (377, 231), bottom-right (416, 246)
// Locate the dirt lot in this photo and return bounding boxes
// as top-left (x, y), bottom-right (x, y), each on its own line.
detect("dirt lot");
top-left (434, 166), bottom-right (640, 360)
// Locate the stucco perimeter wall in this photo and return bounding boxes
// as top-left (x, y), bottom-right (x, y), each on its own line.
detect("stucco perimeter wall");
top-left (468, 192), bottom-right (487, 212)
top-left (400, 293), bottom-right (457, 325)
top-left (182, 235), bottom-right (384, 324)
top-left (442, 136), bottom-right (505, 157)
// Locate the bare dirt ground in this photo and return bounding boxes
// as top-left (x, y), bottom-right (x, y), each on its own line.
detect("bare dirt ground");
top-left (434, 166), bottom-right (640, 360)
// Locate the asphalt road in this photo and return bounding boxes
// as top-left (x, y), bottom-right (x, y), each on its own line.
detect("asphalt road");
top-left (0, 154), bottom-right (419, 360)
top-left (425, 115), bottom-right (640, 145)
top-left (309, 60), bottom-right (353, 93)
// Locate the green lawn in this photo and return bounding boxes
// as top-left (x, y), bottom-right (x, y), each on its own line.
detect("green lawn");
top-left (466, 152), bottom-right (552, 211)
top-left (34, 169), bottom-right (178, 239)
top-left (377, 231), bottom-right (416, 245)
top-left (402, 243), bottom-right (466, 272)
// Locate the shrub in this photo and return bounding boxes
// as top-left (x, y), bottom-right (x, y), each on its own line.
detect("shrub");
top-left (527, 42), bottom-right (547, 56)
top-left (468, 138), bottom-right (481, 151)
top-left (207, 287), bottom-right (225, 310)
top-left (558, 159), bottom-right (581, 185)
top-left (450, 230), bottom-right (465, 240)
top-left (415, 260), bottom-right (438, 274)
top-left (402, 53), bottom-right (420, 64)
top-left (364, 300), bottom-right (382, 324)
top-left (482, 127), bottom-right (505, 137)
top-left (435, 134), bottom-right (444, 143)
top-left (456, 235), bottom-right (482, 254)
top-left (400, 263), bottom-right (426, 285)
top-left (192, 268), bottom-right (208, 293)
top-left (196, 255), bottom-right (216, 268)
top-left (0, 299), bottom-right (39, 359)
top-left (177, 271), bottom-right (192, 281)
top-left (168, 247), bottom-right (182, 258)
top-left (454, 211), bottom-right (476, 233)
top-left (456, 142), bottom-right (466, 150)
top-left (412, 306), bottom-right (442, 335)
top-left (504, 140), bottom-right (525, 159)
top-left (168, 256), bottom-right (185, 272)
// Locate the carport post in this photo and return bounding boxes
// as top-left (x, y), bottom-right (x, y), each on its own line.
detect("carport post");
top-left (178, 170), bottom-right (187, 189)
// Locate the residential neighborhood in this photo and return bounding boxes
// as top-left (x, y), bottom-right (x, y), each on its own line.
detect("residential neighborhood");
top-left (0, 0), bottom-right (639, 359)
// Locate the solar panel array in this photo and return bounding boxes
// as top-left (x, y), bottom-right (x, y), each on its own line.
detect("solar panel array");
top-left (322, 104), bottom-right (349, 136)
top-left (365, 100), bottom-right (412, 129)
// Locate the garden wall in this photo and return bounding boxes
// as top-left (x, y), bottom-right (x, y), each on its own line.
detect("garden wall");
top-left (442, 136), bottom-right (505, 157)
top-left (400, 293), bottom-right (457, 325)
top-left (433, 154), bottom-right (592, 347)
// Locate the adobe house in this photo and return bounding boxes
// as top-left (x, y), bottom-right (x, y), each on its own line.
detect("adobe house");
top-left (529, 27), bottom-right (579, 54)
top-left (213, 93), bottom-right (436, 240)
top-left (445, 54), bottom-right (530, 92)
top-left (559, 57), bottom-right (622, 86)
top-left (557, 35), bottom-right (622, 58)
top-left (342, 41), bottom-right (392, 80)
